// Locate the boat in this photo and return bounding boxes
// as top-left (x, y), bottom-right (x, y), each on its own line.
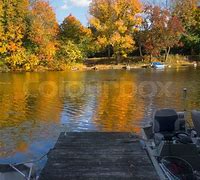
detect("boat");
top-left (141, 108), bottom-right (200, 180)
top-left (0, 151), bottom-right (48, 180)
top-left (151, 62), bottom-right (165, 69)
top-left (0, 163), bottom-right (35, 180)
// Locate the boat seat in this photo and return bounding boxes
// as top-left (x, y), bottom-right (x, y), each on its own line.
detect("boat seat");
top-left (191, 110), bottom-right (200, 136)
top-left (153, 109), bottom-right (181, 143)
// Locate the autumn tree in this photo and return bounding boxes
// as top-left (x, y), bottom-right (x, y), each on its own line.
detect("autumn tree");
top-left (28, 0), bottom-right (58, 61)
top-left (172, 0), bottom-right (200, 54)
top-left (59, 14), bottom-right (94, 57)
top-left (192, 7), bottom-right (200, 54)
top-left (163, 15), bottom-right (184, 60)
top-left (172, 0), bottom-right (198, 28)
top-left (60, 14), bottom-right (91, 44)
top-left (0, 0), bottom-right (29, 62)
top-left (0, 0), bottom-right (4, 55)
top-left (89, 0), bottom-right (142, 62)
top-left (139, 5), bottom-right (183, 61)
top-left (139, 6), bottom-right (169, 60)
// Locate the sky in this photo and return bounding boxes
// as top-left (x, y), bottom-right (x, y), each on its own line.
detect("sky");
top-left (50, 0), bottom-right (91, 26)
top-left (49, 0), bottom-right (170, 26)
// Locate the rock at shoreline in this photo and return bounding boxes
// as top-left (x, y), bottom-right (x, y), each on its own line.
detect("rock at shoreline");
top-left (92, 66), bottom-right (98, 70)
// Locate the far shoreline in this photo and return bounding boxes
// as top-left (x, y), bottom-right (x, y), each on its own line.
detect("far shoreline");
top-left (0, 56), bottom-right (198, 73)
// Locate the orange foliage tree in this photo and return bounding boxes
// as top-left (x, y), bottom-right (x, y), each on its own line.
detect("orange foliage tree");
top-left (139, 5), bottom-right (183, 61)
top-left (89, 0), bottom-right (142, 62)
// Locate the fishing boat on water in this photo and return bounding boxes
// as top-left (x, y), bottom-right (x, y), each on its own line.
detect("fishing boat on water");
top-left (141, 108), bottom-right (200, 179)
top-left (151, 62), bottom-right (165, 69)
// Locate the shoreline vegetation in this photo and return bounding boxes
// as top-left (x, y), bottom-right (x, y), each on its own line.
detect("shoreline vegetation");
top-left (0, 55), bottom-right (198, 73)
top-left (0, 0), bottom-right (199, 73)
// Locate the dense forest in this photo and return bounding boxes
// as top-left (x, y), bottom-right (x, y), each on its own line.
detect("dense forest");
top-left (0, 0), bottom-right (199, 71)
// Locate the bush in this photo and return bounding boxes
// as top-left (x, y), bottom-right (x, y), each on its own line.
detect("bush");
top-left (142, 55), bottom-right (159, 63)
top-left (5, 49), bottom-right (27, 69)
top-left (56, 41), bottom-right (83, 64)
top-left (0, 58), bottom-right (9, 72)
top-left (5, 49), bottom-right (39, 71)
top-left (24, 53), bottom-right (40, 71)
top-left (165, 54), bottom-right (187, 64)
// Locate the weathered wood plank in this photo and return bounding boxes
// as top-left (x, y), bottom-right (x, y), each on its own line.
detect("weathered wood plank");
top-left (39, 132), bottom-right (158, 180)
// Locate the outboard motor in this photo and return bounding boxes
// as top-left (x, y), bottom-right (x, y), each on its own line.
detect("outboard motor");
top-left (160, 157), bottom-right (195, 180)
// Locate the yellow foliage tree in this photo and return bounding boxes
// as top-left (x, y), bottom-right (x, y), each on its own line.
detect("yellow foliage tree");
top-left (29, 0), bottom-right (59, 61)
top-left (89, 0), bottom-right (142, 61)
top-left (60, 14), bottom-right (91, 44)
top-left (0, 0), bottom-right (5, 54)
top-left (60, 14), bottom-right (94, 57)
top-left (0, 0), bottom-right (31, 70)
top-left (0, 0), bottom-right (29, 56)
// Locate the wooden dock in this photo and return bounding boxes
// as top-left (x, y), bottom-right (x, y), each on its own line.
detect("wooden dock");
top-left (39, 132), bottom-right (158, 180)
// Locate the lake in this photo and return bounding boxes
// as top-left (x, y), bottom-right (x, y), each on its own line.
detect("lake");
top-left (0, 67), bottom-right (200, 175)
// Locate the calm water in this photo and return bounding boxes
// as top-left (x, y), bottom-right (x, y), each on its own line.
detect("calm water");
top-left (1, 67), bottom-right (200, 173)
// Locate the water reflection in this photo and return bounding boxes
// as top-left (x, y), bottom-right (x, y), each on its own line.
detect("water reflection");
top-left (0, 67), bottom-right (200, 169)
top-left (93, 75), bottom-right (144, 133)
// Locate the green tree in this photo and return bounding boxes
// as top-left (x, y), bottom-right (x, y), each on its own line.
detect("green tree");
top-left (172, 0), bottom-right (199, 54)
top-left (56, 41), bottom-right (83, 64)
top-left (89, 0), bottom-right (142, 62)
top-left (192, 8), bottom-right (200, 54)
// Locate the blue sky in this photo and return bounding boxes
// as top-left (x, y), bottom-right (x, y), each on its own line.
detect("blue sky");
top-left (50, 0), bottom-right (91, 26)
top-left (49, 0), bottom-right (167, 26)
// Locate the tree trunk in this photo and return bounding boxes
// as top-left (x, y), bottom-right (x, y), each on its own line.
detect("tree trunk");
top-left (191, 47), bottom-right (195, 55)
top-left (139, 43), bottom-right (143, 58)
top-left (150, 54), bottom-right (152, 63)
top-left (116, 54), bottom-right (121, 65)
top-left (108, 46), bottom-right (111, 59)
top-left (165, 47), bottom-right (171, 62)
top-left (164, 49), bottom-right (167, 61)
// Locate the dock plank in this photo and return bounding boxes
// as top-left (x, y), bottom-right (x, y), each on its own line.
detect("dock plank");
top-left (39, 132), bottom-right (158, 180)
